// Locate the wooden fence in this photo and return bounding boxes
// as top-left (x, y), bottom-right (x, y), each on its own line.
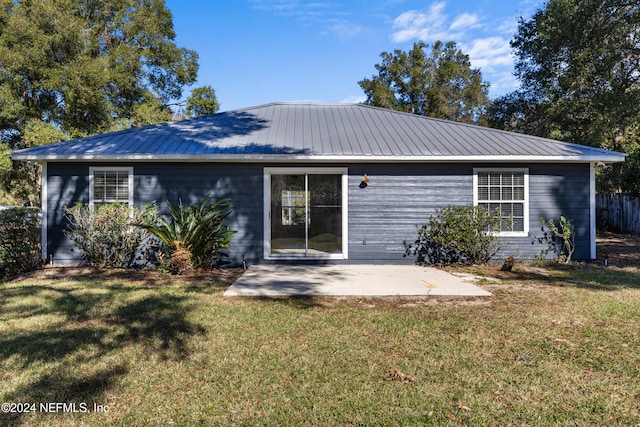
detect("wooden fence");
top-left (596, 193), bottom-right (640, 234)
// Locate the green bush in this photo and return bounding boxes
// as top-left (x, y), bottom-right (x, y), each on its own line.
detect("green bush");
top-left (406, 205), bottom-right (501, 265)
top-left (64, 203), bottom-right (156, 268)
top-left (136, 196), bottom-right (235, 273)
top-left (0, 207), bottom-right (42, 279)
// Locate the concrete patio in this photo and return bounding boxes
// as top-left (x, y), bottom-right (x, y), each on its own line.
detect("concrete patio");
top-left (224, 264), bottom-right (492, 298)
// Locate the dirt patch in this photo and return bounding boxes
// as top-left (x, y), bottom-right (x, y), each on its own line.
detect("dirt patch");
top-left (595, 232), bottom-right (640, 268)
top-left (437, 232), bottom-right (640, 294)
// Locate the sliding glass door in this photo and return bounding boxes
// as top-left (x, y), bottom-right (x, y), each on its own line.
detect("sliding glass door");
top-left (266, 168), bottom-right (347, 259)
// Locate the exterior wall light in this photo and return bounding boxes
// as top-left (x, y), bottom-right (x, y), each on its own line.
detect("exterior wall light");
top-left (359, 174), bottom-right (369, 188)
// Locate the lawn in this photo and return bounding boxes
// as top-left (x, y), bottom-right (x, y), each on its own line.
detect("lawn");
top-left (1, 245), bottom-right (639, 425)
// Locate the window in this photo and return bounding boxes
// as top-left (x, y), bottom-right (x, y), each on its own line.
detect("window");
top-left (474, 169), bottom-right (528, 235)
top-left (89, 167), bottom-right (133, 208)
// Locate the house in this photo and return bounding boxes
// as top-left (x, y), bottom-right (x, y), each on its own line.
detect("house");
top-left (11, 103), bottom-right (626, 266)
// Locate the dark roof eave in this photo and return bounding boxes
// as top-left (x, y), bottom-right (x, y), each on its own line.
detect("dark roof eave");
top-left (10, 153), bottom-right (627, 163)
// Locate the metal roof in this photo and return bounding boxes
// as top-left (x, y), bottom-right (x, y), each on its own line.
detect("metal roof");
top-left (11, 103), bottom-right (626, 163)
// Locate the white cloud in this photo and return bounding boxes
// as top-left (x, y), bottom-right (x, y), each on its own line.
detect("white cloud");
top-left (388, 1), bottom-right (536, 97)
top-left (391, 2), bottom-right (457, 42)
top-left (451, 13), bottom-right (480, 31)
top-left (393, 9), bottom-right (430, 30)
top-left (249, 0), bottom-right (300, 14)
top-left (341, 95), bottom-right (367, 104)
top-left (326, 20), bottom-right (363, 39)
top-left (462, 36), bottom-right (513, 70)
top-left (459, 36), bottom-right (517, 97)
top-left (497, 17), bottom-right (519, 36)
top-left (249, 0), bottom-right (367, 39)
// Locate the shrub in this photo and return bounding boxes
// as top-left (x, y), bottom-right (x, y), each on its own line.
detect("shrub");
top-left (534, 216), bottom-right (576, 263)
top-left (64, 203), bottom-right (156, 268)
top-left (0, 207), bottom-right (41, 279)
top-left (406, 205), bottom-right (501, 265)
top-left (136, 196), bottom-right (235, 273)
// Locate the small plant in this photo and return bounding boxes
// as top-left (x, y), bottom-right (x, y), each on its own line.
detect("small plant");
top-left (405, 205), bottom-right (501, 265)
top-left (137, 196), bottom-right (235, 273)
top-left (534, 216), bottom-right (576, 263)
top-left (64, 203), bottom-right (156, 268)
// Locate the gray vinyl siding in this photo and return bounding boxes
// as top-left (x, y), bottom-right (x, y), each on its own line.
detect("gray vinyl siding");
top-left (347, 163), bottom-right (591, 263)
top-left (46, 162), bottom-right (265, 266)
top-left (347, 164), bottom-right (472, 262)
top-left (46, 163), bottom-right (90, 263)
top-left (525, 163), bottom-right (591, 261)
top-left (45, 161), bottom-right (592, 266)
top-left (133, 163), bottom-right (264, 265)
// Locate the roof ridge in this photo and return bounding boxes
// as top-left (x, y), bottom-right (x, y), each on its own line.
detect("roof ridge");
top-left (225, 102), bottom-right (358, 112)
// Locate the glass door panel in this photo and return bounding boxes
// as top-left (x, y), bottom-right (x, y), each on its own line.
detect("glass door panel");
top-left (271, 175), bottom-right (306, 254)
top-left (308, 174), bottom-right (342, 254)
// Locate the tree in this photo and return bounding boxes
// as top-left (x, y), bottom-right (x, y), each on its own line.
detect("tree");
top-left (184, 85), bottom-right (220, 118)
top-left (0, 0), bottom-right (199, 204)
top-left (493, 0), bottom-right (640, 194)
top-left (358, 41), bottom-right (490, 124)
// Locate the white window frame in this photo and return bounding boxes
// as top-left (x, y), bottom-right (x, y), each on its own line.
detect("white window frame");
top-left (264, 167), bottom-right (349, 260)
top-left (89, 166), bottom-right (134, 208)
top-left (473, 168), bottom-right (529, 237)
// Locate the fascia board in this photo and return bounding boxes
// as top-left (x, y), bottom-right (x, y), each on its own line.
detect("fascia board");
top-left (10, 153), bottom-right (628, 163)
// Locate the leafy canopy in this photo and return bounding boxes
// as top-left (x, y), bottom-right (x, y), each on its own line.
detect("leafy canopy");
top-left (489, 0), bottom-right (640, 193)
top-left (184, 85), bottom-right (220, 118)
top-left (0, 0), bottom-right (198, 138)
top-left (0, 0), bottom-right (200, 204)
top-left (359, 41), bottom-right (490, 124)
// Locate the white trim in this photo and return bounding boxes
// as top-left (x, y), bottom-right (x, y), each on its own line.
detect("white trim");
top-left (41, 162), bottom-right (48, 262)
top-left (263, 168), bottom-right (271, 258)
top-left (590, 162), bottom-right (596, 259)
top-left (11, 153), bottom-right (627, 163)
top-left (263, 167), bottom-right (349, 260)
top-left (88, 166), bottom-right (134, 208)
top-left (473, 168), bottom-right (530, 237)
top-left (342, 172), bottom-right (349, 259)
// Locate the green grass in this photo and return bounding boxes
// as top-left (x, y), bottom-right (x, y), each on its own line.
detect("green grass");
top-left (1, 265), bottom-right (639, 426)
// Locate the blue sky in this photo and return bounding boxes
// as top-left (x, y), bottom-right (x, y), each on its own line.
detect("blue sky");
top-left (165, 0), bottom-right (544, 112)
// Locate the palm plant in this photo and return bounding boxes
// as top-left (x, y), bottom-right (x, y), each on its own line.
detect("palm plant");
top-left (138, 196), bottom-right (235, 273)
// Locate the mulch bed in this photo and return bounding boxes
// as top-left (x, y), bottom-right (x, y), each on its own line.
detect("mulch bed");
top-left (14, 264), bottom-right (245, 289)
top-left (12, 232), bottom-right (639, 286)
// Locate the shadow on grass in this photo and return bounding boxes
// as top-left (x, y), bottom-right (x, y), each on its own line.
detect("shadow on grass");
top-left (497, 264), bottom-right (640, 291)
top-left (556, 265), bottom-right (640, 291)
top-left (0, 364), bottom-right (127, 426)
top-left (0, 278), bottom-right (206, 425)
top-left (252, 295), bottom-right (326, 310)
top-left (107, 295), bottom-right (206, 360)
